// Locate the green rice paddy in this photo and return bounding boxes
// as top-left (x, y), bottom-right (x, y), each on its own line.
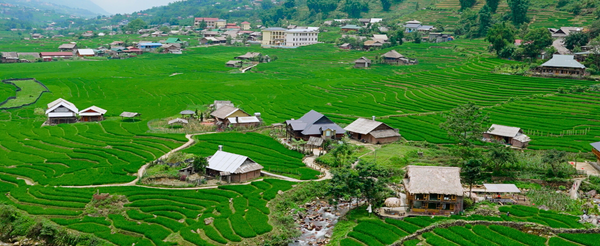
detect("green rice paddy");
top-left (0, 79), bottom-right (49, 109)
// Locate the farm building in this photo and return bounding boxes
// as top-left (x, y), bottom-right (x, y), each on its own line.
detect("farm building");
top-left (428, 33), bottom-right (453, 43)
top-left (17, 53), bottom-right (41, 62)
top-left (210, 105), bottom-right (250, 124)
top-left (381, 50), bottom-right (417, 65)
top-left (285, 110), bottom-right (345, 141)
top-left (165, 38), bottom-right (182, 44)
top-left (76, 49), bottom-right (95, 57)
top-left (235, 52), bottom-right (261, 60)
top-left (207, 147), bottom-right (263, 183)
top-left (40, 52), bottom-right (73, 61)
top-left (225, 113), bottom-right (262, 128)
top-left (354, 57), bottom-right (371, 68)
top-left (590, 142), bottom-right (600, 162)
top-left (404, 20), bottom-right (422, 33)
top-left (1, 52), bottom-right (18, 63)
top-left (162, 43), bottom-right (182, 54)
top-left (46, 98), bottom-right (78, 125)
top-left (483, 124), bottom-right (531, 148)
top-left (344, 117), bottom-right (400, 144)
top-left (534, 55), bottom-right (586, 78)
top-left (340, 43), bottom-right (352, 50)
top-left (58, 43), bottom-right (77, 52)
top-left (110, 41), bottom-right (124, 47)
top-left (138, 43), bottom-right (163, 51)
top-left (341, 25), bottom-right (362, 32)
top-left (404, 165), bottom-right (464, 215)
top-left (79, 106), bottom-right (107, 122)
top-left (212, 100), bottom-right (234, 110)
top-left (549, 27), bottom-right (582, 38)
top-left (226, 60), bottom-right (242, 67)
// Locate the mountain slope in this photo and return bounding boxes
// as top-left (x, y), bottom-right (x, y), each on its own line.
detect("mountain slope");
top-left (43, 0), bottom-right (111, 15)
top-left (2, 0), bottom-right (110, 17)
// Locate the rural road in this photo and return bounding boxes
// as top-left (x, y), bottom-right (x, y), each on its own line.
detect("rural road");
top-left (61, 132), bottom-right (332, 189)
top-left (570, 178), bottom-right (584, 200)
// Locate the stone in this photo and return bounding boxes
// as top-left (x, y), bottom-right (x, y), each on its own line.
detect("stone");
top-left (204, 217), bottom-right (214, 225)
top-left (278, 190), bottom-right (284, 195)
top-left (586, 190), bottom-right (597, 197)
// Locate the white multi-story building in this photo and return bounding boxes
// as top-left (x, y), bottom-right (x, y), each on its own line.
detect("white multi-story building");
top-left (285, 28), bottom-right (319, 47)
top-left (262, 27), bottom-right (319, 47)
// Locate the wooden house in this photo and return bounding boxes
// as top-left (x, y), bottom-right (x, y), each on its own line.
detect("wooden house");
top-left (46, 98), bottom-right (78, 125)
top-left (76, 49), bottom-right (95, 57)
top-left (344, 117), bottom-right (400, 144)
top-left (1, 52), bottom-right (18, 63)
top-left (225, 113), bottom-right (262, 128)
top-left (341, 25), bottom-right (362, 32)
top-left (534, 55), bottom-right (587, 78)
top-left (381, 50), bottom-right (405, 64)
top-left (354, 57), bottom-right (371, 68)
top-left (40, 52), bottom-right (73, 61)
top-left (340, 43), bottom-right (352, 50)
top-left (79, 106), bottom-right (107, 122)
top-left (58, 43), bottom-right (77, 52)
top-left (590, 142), bottom-right (600, 162)
top-left (226, 60), bottom-right (242, 67)
top-left (235, 52), bottom-right (261, 60)
top-left (210, 105), bottom-right (250, 124)
top-left (483, 124), bottom-right (531, 148)
top-left (285, 110), bottom-right (345, 141)
top-left (207, 146), bottom-right (263, 183)
top-left (404, 165), bottom-right (464, 215)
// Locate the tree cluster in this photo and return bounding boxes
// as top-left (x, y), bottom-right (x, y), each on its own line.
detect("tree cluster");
top-left (326, 161), bottom-right (392, 208)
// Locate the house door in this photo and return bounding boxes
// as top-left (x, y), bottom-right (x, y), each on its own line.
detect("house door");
top-left (358, 134), bottom-right (362, 140)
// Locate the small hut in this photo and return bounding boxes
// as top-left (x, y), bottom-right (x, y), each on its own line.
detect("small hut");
top-left (404, 165), bottom-right (464, 215)
top-left (354, 57), bottom-right (371, 68)
top-left (483, 124), bottom-right (530, 148)
top-left (226, 60), bottom-right (242, 67)
top-left (120, 112), bottom-right (141, 121)
top-left (206, 146), bottom-right (263, 183)
top-left (79, 106), bottom-right (107, 122)
top-left (381, 50), bottom-right (405, 65)
top-left (180, 110), bottom-right (195, 118)
top-left (168, 118), bottom-right (189, 125)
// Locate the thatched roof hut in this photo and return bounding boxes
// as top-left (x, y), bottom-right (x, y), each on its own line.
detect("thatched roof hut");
top-left (404, 165), bottom-right (463, 196)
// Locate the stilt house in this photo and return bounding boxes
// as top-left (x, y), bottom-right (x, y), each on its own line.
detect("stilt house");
top-left (404, 165), bottom-right (464, 215)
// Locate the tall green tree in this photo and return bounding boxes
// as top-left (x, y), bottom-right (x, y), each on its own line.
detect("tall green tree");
top-left (389, 30), bottom-right (404, 45)
top-left (486, 22), bottom-right (516, 57)
top-left (331, 141), bottom-right (354, 167)
top-left (564, 32), bottom-right (589, 50)
top-left (486, 144), bottom-right (517, 171)
top-left (356, 161), bottom-right (390, 207)
top-left (543, 149), bottom-right (568, 177)
top-left (344, 0), bottom-right (368, 18)
top-left (463, 159), bottom-right (484, 196)
top-left (522, 27), bottom-right (552, 59)
top-left (486, 0), bottom-right (500, 13)
top-left (455, 9), bottom-right (478, 37)
top-left (124, 18), bottom-right (147, 33)
top-left (381, 0), bottom-right (392, 11)
top-left (327, 168), bottom-right (360, 209)
top-left (192, 155), bottom-right (208, 175)
top-left (478, 5), bottom-right (492, 37)
top-left (507, 0), bottom-right (530, 26)
top-left (460, 0), bottom-right (476, 9)
top-left (439, 102), bottom-right (490, 146)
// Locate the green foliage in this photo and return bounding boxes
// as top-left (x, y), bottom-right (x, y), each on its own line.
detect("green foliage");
top-left (522, 27), bottom-right (553, 59)
top-left (440, 102), bottom-right (490, 146)
top-left (559, 233), bottom-right (600, 246)
top-left (124, 18), bottom-right (147, 33)
top-left (459, 0), bottom-right (476, 10)
top-left (489, 225), bottom-right (546, 245)
top-left (507, 0), bottom-right (531, 26)
top-left (214, 218), bottom-right (242, 242)
top-left (564, 32), bottom-right (589, 50)
top-left (487, 23), bottom-right (517, 57)
top-left (348, 231), bottom-right (385, 246)
top-left (246, 207), bottom-right (272, 234)
top-left (487, 0), bottom-right (500, 12)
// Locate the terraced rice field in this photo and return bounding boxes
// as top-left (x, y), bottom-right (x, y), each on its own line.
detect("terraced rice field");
top-left (338, 205), bottom-right (587, 246)
top-left (183, 132), bottom-right (320, 180)
top-left (0, 175), bottom-right (294, 245)
top-left (0, 79), bottom-right (49, 109)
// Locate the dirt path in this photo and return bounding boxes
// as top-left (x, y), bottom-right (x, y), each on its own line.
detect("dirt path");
top-left (570, 178), bottom-right (584, 200)
top-left (572, 162), bottom-right (600, 176)
top-left (62, 132), bottom-right (332, 189)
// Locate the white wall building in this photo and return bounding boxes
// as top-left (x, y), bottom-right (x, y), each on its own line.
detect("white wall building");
top-left (284, 28), bottom-right (319, 47)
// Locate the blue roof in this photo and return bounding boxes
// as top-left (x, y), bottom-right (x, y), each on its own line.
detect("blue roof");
top-left (140, 43), bottom-right (162, 46)
top-left (591, 142), bottom-right (600, 151)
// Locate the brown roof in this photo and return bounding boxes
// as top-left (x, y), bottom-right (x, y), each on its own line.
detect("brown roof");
top-left (58, 43), bottom-right (76, 49)
top-left (382, 50), bottom-right (404, 59)
top-left (210, 105), bottom-right (249, 119)
top-left (354, 57), bottom-right (371, 64)
top-left (404, 165), bottom-right (463, 196)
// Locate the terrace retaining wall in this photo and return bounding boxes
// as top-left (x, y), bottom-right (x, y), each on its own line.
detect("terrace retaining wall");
top-left (0, 78), bottom-right (50, 110)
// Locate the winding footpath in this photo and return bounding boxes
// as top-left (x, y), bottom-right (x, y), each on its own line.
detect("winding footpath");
top-left (61, 133), bottom-right (332, 190)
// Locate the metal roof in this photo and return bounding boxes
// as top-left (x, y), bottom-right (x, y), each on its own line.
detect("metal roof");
top-left (591, 141), bottom-right (600, 151)
top-left (207, 150), bottom-right (263, 174)
top-left (79, 106), bottom-right (107, 116)
top-left (486, 124), bottom-right (522, 138)
top-left (344, 118), bottom-right (383, 135)
top-left (286, 110), bottom-right (345, 135)
top-left (263, 27), bottom-right (287, 31)
top-left (46, 99), bottom-right (78, 115)
top-left (77, 49), bottom-right (95, 55)
top-left (354, 57), bottom-right (371, 63)
top-left (120, 112), bottom-right (140, 117)
top-left (540, 55), bottom-right (585, 68)
top-left (483, 184), bottom-right (520, 193)
top-left (211, 105), bottom-right (248, 119)
top-left (228, 116), bottom-right (260, 124)
top-left (168, 118), bottom-right (189, 124)
top-left (180, 110), bottom-right (195, 115)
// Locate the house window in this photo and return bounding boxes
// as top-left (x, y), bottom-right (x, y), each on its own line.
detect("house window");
top-left (413, 201), bottom-right (423, 209)
top-left (427, 202), bottom-right (438, 209)
top-left (325, 130), bottom-right (331, 137)
top-left (415, 194), bottom-right (425, 200)
top-left (430, 194), bottom-right (440, 201)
